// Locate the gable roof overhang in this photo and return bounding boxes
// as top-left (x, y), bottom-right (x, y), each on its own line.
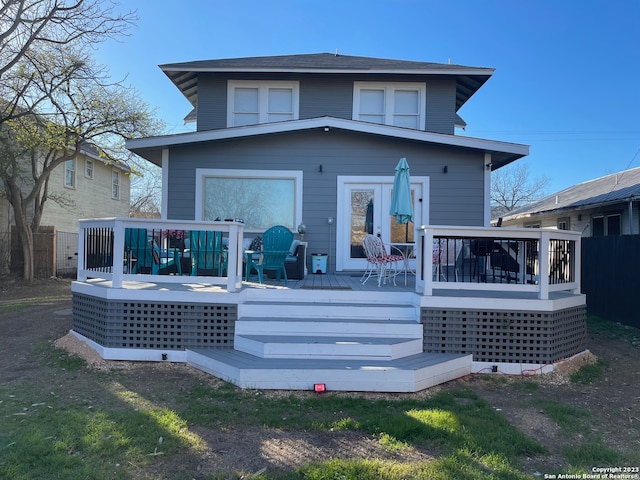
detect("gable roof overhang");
top-left (126, 117), bottom-right (528, 168)
top-left (160, 53), bottom-right (494, 114)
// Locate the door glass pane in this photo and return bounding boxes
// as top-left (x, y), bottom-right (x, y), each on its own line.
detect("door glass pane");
top-left (389, 189), bottom-right (415, 244)
top-left (350, 189), bottom-right (374, 259)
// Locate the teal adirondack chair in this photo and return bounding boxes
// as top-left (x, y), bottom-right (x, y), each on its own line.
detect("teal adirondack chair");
top-left (124, 228), bottom-right (181, 275)
top-left (248, 225), bottom-right (293, 284)
top-left (188, 230), bottom-right (227, 276)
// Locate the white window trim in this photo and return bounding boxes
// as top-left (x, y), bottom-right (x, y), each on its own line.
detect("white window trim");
top-left (227, 80), bottom-right (300, 127)
top-left (64, 159), bottom-right (76, 189)
top-left (85, 159), bottom-right (93, 179)
top-left (353, 81), bottom-right (426, 130)
top-left (195, 168), bottom-right (303, 232)
top-left (111, 169), bottom-right (120, 200)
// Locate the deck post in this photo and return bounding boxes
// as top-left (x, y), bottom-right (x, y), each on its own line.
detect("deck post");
top-left (422, 228), bottom-right (434, 296)
top-left (112, 219), bottom-right (125, 289)
top-left (77, 225), bottom-right (87, 281)
top-left (226, 223), bottom-right (243, 292)
top-left (538, 231), bottom-right (550, 300)
top-left (573, 236), bottom-right (581, 294)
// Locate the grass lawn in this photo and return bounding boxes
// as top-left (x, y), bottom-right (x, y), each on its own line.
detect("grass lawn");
top-left (1, 305), bottom-right (639, 479)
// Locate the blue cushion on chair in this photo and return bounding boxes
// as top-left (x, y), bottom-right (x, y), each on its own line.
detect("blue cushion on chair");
top-left (288, 239), bottom-right (300, 256)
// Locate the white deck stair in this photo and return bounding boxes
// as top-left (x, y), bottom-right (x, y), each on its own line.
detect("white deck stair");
top-left (186, 290), bottom-right (472, 392)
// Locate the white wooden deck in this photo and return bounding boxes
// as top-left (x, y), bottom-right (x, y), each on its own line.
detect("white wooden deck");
top-left (71, 272), bottom-right (586, 392)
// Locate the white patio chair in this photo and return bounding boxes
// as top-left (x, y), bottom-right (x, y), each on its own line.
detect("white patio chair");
top-left (361, 234), bottom-right (404, 287)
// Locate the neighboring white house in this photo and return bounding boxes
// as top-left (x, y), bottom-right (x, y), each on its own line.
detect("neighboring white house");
top-left (499, 167), bottom-right (640, 236)
top-left (0, 144), bottom-right (130, 275)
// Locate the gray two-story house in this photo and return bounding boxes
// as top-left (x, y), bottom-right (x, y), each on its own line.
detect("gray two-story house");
top-left (72, 54), bottom-right (587, 393)
top-left (127, 53), bottom-right (529, 273)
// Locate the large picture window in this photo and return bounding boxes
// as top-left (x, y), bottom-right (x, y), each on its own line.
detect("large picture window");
top-left (196, 169), bottom-right (303, 231)
top-left (353, 82), bottom-right (425, 130)
top-left (227, 81), bottom-right (299, 127)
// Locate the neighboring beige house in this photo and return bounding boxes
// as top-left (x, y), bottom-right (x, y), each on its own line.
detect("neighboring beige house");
top-left (0, 144), bottom-right (130, 275)
top-left (499, 167), bottom-right (640, 236)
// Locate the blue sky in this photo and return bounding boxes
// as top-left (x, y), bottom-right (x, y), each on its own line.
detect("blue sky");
top-left (95, 0), bottom-right (640, 194)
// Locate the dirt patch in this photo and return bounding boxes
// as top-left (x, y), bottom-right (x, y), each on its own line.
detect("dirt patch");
top-left (2, 276), bottom-right (639, 477)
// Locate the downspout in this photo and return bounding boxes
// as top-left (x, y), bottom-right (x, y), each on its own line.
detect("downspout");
top-left (629, 199), bottom-right (634, 235)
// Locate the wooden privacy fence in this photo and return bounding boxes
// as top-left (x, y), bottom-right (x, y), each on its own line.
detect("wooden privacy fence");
top-left (582, 235), bottom-right (640, 328)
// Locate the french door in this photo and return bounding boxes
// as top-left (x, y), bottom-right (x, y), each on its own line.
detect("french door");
top-left (336, 176), bottom-right (428, 271)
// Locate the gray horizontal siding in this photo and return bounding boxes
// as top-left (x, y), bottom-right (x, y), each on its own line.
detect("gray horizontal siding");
top-left (165, 129), bottom-right (487, 268)
top-left (196, 76), bottom-right (227, 131)
top-left (425, 78), bottom-right (456, 135)
top-left (300, 79), bottom-right (353, 120)
top-left (193, 73), bottom-right (459, 134)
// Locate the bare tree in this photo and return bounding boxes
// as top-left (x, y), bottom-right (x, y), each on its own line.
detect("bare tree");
top-left (129, 160), bottom-right (162, 218)
top-left (491, 163), bottom-right (550, 215)
top-left (0, 45), bottom-right (163, 281)
top-left (0, 0), bottom-right (135, 80)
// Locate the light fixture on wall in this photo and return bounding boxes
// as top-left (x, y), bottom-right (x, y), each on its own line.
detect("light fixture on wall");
top-left (443, 165), bottom-right (448, 174)
top-left (486, 163), bottom-right (493, 170)
top-left (297, 222), bottom-right (307, 241)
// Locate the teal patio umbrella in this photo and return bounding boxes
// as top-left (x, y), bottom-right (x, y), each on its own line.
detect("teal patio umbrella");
top-left (389, 157), bottom-right (413, 225)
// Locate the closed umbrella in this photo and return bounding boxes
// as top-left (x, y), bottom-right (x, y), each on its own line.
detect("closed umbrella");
top-left (389, 157), bottom-right (413, 225)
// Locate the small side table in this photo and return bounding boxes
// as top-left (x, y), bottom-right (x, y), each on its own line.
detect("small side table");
top-left (390, 242), bottom-right (415, 286)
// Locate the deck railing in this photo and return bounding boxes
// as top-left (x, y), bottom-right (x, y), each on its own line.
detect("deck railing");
top-left (77, 218), bottom-right (244, 292)
top-left (416, 225), bottom-right (581, 299)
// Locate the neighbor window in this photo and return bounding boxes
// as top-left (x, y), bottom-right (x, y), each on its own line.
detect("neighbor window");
top-left (353, 82), bottom-right (426, 129)
top-left (557, 218), bottom-right (570, 230)
top-left (592, 214), bottom-right (621, 236)
top-left (592, 216), bottom-right (604, 236)
top-left (111, 170), bottom-right (120, 199)
top-left (227, 81), bottom-right (299, 127)
top-left (85, 159), bottom-right (93, 179)
top-left (196, 169), bottom-right (303, 231)
top-left (64, 159), bottom-right (76, 188)
top-left (607, 214), bottom-right (621, 235)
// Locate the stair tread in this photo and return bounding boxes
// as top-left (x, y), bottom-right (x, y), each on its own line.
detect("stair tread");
top-left (238, 317), bottom-right (418, 324)
top-left (237, 334), bottom-right (420, 345)
top-left (189, 348), bottom-right (470, 369)
top-left (243, 301), bottom-right (414, 307)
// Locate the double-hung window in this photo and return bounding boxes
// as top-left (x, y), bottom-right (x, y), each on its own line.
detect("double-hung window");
top-left (353, 82), bottom-right (426, 130)
top-left (112, 170), bottom-right (120, 200)
top-left (227, 81), bottom-right (299, 127)
top-left (195, 169), bottom-right (303, 232)
top-left (85, 159), bottom-right (93, 179)
top-left (64, 159), bottom-right (76, 188)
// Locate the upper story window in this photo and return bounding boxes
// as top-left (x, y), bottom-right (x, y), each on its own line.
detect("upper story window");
top-left (353, 82), bottom-right (426, 130)
top-left (85, 159), bottom-right (93, 179)
top-left (64, 159), bottom-right (76, 188)
top-left (227, 81), bottom-right (299, 127)
top-left (112, 170), bottom-right (120, 200)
